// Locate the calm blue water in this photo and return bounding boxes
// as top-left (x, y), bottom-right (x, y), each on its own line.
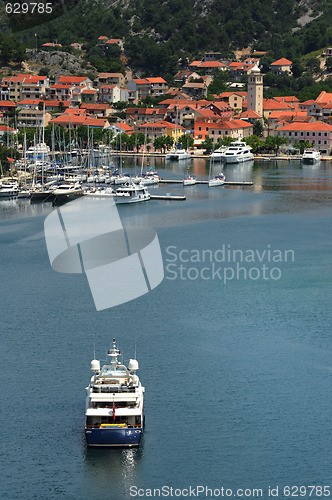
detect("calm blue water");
top-left (1, 159), bottom-right (332, 500)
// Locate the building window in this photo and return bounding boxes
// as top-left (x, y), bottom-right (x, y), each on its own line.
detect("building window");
top-left (312, 132), bottom-right (315, 137)
top-left (306, 132), bottom-right (310, 137)
top-left (301, 132), bottom-right (304, 136)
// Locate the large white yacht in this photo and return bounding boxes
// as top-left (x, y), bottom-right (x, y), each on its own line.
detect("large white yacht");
top-left (223, 140), bottom-right (254, 163)
top-left (85, 339), bottom-right (145, 447)
top-left (301, 149), bottom-right (321, 164)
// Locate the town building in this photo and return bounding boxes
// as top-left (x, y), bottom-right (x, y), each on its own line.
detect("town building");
top-left (274, 121), bottom-right (332, 154)
top-left (270, 58), bottom-right (292, 76)
top-left (247, 66), bottom-right (263, 116)
top-left (1, 75), bottom-right (49, 102)
top-left (95, 73), bottom-right (126, 88)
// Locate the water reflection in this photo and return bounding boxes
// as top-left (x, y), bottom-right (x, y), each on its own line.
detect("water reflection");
top-left (0, 197), bottom-right (53, 221)
top-left (1, 158), bottom-right (331, 226)
top-left (83, 443), bottom-right (144, 497)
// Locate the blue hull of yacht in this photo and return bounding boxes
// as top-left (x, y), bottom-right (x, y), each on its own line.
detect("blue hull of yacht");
top-left (85, 427), bottom-right (143, 447)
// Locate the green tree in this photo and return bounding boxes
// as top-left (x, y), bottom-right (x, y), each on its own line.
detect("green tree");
top-left (305, 57), bottom-right (320, 75)
top-left (207, 70), bottom-right (229, 95)
top-left (293, 140), bottom-right (313, 153)
top-left (245, 135), bottom-right (264, 154)
top-left (201, 137), bottom-right (213, 153)
top-left (39, 67), bottom-right (50, 77)
top-left (219, 136), bottom-right (235, 147)
top-left (178, 135), bottom-right (194, 149)
top-left (291, 59), bottom-right (304, 79)
top-left (264, 136), bottom-right (287, 155)
top-left (253, 120), bottom-right (264, 137)
top-left (325, 57), bottom-right (332, 72)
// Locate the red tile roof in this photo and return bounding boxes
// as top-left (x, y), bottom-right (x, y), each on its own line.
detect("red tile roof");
top-left (315, 91), bottom-right (332, 103)
top-left (50, 115), bottom-right (109, 127)
top-left (132, 79), bottom-right (149, 85)
top-left (113, 123), bottom-right (134, 133)
top-left (238, 109), bottom-right (262, 119)
top-left (57, 76), bottom-right (89, 84)
top-left (0, 125), bottom-right (16, 131)
top-left (146, 77), bottom-right (167, 84)
top-left (18, 99), bottom-right (42, 105)
top-left (139, 120), bottom-right (185, 130)
top-left (0, 101), bottom-right (16, 107)
top-left (268, 110), bottom-right (307, 119)
top-left (275, 121), bottom-right (332, 132)
top-left (99, 85), bottom-right (117, 90)
top-left (43, 100), bottom-right (70, 107)
top-left (300, 100), bottom-right (315, 106)
top-left (64, 108), bottom-right (87, 115)
top-left (274, 96), bottom-right (299, 102)
top-left (80, 103), bottom-right (111, 110)
top-left (220, 118), bottom-right (253, 129)
top-left (271, 58), bottom-right (292, 66)
top-left (264, 99), bottom-right (294, 110)
top-left (198, 61), bottom-right (227, 68)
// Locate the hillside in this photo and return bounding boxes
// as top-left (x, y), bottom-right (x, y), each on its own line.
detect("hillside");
top-left (1, 0), bottom-right (332, 75)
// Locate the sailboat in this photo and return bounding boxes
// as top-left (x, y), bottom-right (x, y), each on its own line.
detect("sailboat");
top-left (30, 105), bottom-right (56, 202)
top-left (208, 157), bottom-right (226, 187)
top-left (183, 166), bottom-right (197, 186)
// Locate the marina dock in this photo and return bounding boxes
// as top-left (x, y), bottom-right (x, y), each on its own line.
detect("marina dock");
top-left (159, 179), bottom-right (253, 186)
top-left (150, 194), bottom-right (186, 200)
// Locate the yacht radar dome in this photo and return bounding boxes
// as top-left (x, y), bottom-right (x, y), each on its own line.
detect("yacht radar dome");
top-left (128, 359), bottom-right (139, 372)
top-left (90, 359), bottom-right (100, 372)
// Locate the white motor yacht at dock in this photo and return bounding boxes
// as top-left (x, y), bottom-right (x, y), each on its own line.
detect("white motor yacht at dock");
top-left (223, 140), bottom-right (254, 163)
top-left (166, 148), bottom-right (191, 161)
top-left (52, 182), bottom-right (84, 205)
top-left (301, 149), bottom-right (321, 164)
top-left (114, 182), bottom-right (150, 204)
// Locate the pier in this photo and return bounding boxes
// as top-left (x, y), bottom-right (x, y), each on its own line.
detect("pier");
top-left (159, 179), bottom-right (253, 186)
top-left (150, 194), bottom-right (186, 201)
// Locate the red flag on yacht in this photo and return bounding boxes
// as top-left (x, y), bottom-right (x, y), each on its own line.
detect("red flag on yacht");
top-left (7, 157), bottom-right (15, 162)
